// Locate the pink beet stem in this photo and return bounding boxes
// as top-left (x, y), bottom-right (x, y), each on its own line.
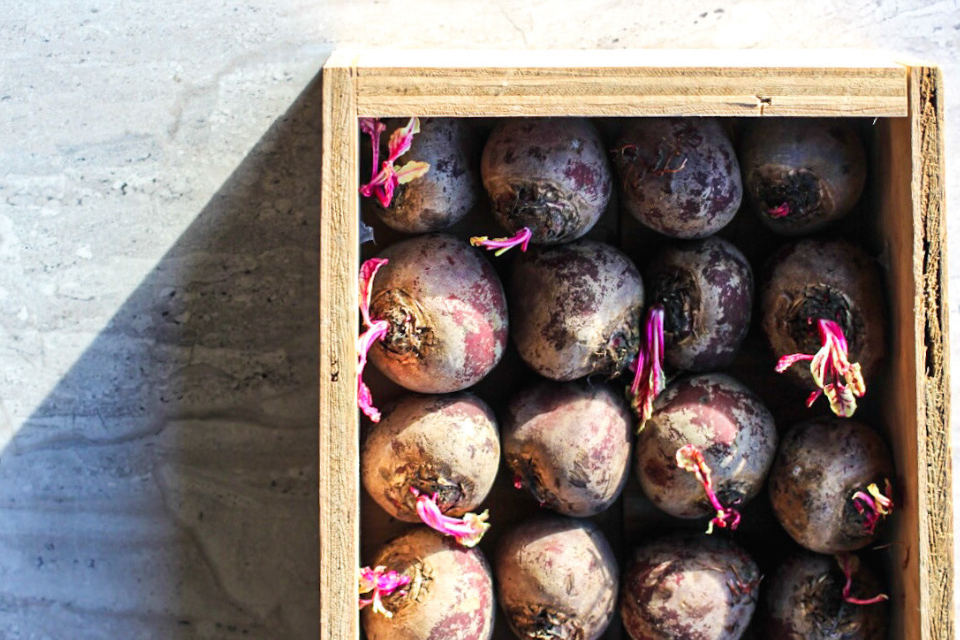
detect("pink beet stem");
top-left (630, 305), bottom-right (666, 431)
top-left (775, 318), bottom-right (865, 417)
top-left (676, 445), bottom-right (741, 534)
top-left (851, 481), bottom-right (894, 535)
top-left (768, 202), bottom-right (790, 218)
top-left (839, 554), bottom-right (889, 606)
top-left (359, 117), bottom-right (427, 208)
top-left (358, 565), bottom-right (411, 617)
top-left (357, 258), bottom-right (390, 422)
top-left (411, 488), bottom-right (490, 547)
top-left (470, 227), bottom-right (532, 257)
top-left (513, 475), bottom-right (523, 490)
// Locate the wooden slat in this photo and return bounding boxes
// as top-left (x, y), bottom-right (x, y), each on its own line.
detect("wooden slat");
top-left (910, 64), bottom-right (953, 640)
top-left (354, 49), bottom-right (907, 118)
top-left (320, 49), bottom-right (359, 640)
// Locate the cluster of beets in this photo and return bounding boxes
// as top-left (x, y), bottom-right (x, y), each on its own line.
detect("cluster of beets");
top-left (354, 116), bottom-right (895, 640)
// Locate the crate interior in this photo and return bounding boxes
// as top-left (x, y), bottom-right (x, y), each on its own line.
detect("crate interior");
top-left (357, 115), bottom-right (917, 640)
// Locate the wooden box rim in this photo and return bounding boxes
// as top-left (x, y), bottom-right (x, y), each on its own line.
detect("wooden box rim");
top-left (320, 48), bottom-right (950, 640)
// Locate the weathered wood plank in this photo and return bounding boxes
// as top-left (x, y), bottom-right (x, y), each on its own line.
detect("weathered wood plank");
top-left (320, 49), bottom-right (359, 640)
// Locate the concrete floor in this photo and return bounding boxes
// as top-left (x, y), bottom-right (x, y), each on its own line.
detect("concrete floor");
top-left (1, 0), bottom-right (959, 638)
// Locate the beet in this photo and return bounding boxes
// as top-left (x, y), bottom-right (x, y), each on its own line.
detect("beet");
top-left (362, 527), bottom-right (495, 639)
top-left (762, 238), bottom-right (885, 417)
top-left (367, 234), bottom-right (508, 393)
top-left (621, 534), bottom-right (760, 640)
top-left (481, 117), bottom-right (612, 244)
top-left (635, 373), bottom-right (777, 527)
top-left (613, 117), bottom-right (742, 238)
top-left (496, 515), bottom-right (618, 640)
top-left (361, 393), bottom-right (500, 522)
top-left (762, 552), bottom-right (887, 639)
top-left (509, 239), bottom-right (644, 381)
top-left (740, 119), bottom-right (867, 235)
top-left (368, 118), bottom-right (480, 233)
top-left (503, 380), bottom-right (632, 517)
top-left (646, 236), bottom-right (754, 371)
top-left (769, 418), bottom-right (895, 554)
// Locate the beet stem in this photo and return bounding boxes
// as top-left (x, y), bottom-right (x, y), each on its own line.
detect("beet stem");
top-left (358, 565), bottom-right (411, 618)
top-left (775, 318), bottom-right (865, 417)
top-left (851, 480), bottom-right (895, 535)
top-left (676, 444), bottom-right (742, 534)
top-left (629, 305), bottom-right (666, 432)
top-left (838, 554), bottom-right (889, 606)
top-left (469, 226), bottom-right (532, 256)
top-left (768, 202), bottom-right (790, 218)
top-left (359, 117), bottom-right (430, 208)
top-left (411, 488), bottom-right (490, 547)
top-left (357, 258), bottom-right (390, 422)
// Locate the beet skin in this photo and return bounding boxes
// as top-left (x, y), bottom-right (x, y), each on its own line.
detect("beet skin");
top-left (763, 552), bottom-right (887, 639)
top-left (768, 418), bottom-right (895, 554)
top-left (635, 373), bottom-right (777, 520)
top-left (362, 527), bottom-right (495, 640)
top-left (509, 239), bottom-right (644, 381)
top-left (361, 392), bottom-right (500, 522)
top-left (368, 234), bottom-right (508, 393)
top-left (613, 117), bottom-right (742, 238)
top-left (647, 236), bottom-right (754, 371)
top-left (503, 380), bottom-right (632, 517)
top-left (481, 117), bottom-right (612, 244)
top-left (496, 515), bottom-right (618, 640)
top-left (621, 534), bottom-right (760, 640)
top-left (372, 118), bottom-right (481, 233)
top-left (740, 118), bottom-right (867, 235)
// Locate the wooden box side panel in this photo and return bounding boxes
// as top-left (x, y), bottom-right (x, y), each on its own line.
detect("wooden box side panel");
top-left (911, 64), bottom-right (952, 640)
top-left (320, 52), bottom-right (360, 640)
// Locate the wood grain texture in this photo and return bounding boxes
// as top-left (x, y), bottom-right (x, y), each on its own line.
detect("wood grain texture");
top-left (354, 49), bottom-right (907, 118)
top-left (911, 64), bottom-right (953, 640)
top-left (320, 49), bottom-right (359, 640)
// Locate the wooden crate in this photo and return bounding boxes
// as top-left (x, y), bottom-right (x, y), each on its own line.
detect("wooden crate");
top-left (320, 50), bottom-right (950, 640)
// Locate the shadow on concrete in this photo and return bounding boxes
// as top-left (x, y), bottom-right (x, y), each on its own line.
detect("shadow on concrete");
top-left (0, 73), bottom-right (323, 639)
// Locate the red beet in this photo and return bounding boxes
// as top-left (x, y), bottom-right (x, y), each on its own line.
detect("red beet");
top-left (768, 418), bottom-right (895, 554)
top-left (635, 373), bottom-right (777, 528)
top-left (762, 238), bottom-right (885, 417)
top-left (367, 234), bottom-right (508, 393)
top-left (361, 393), bottom-right (500, 522)
top-left (496, 515), bottom-right (618, 640)
top-left (503, 380), bottom-right (632, 517)
top-left (613, 117), bottom-right (742, 238)
top-left (621, 534), bottom-right (760, 640)
top-left (481, 117), bottom-right (612, 244)
top-left (362, 527), bottom-right (495, 639)
top-left (509, 239), bottom-right (644, 381)
top-left (740, 119), bottom-right (867, 235)
top-left (646, 236), bottom-right (754, 371)
top-left (370, 118), bottom-right (481, 233)
top-left (763, 552), bottom-right (887, 639)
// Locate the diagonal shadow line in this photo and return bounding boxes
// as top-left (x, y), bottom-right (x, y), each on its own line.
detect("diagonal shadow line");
top-left (0, 71), bottom-right (324, 639)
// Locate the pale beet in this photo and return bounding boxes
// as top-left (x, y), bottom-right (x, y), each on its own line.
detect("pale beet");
top-left (367, 234), bottom-right (508, 393)
top-left (646, 236), bottom-right (753, 371)
top-left (371, 118), bottom-right (480, 233)
top-left (509, 239), bottom-right (644, 381)
top-left (768, 418), bottom-right (895, 554)
top-left (361, 393), bottom-right (500, 522)
top-left (740, 118), bottom-right (866, 235)
top-left (481, 117), bottom-right (612, 244)
top-left (762, 238), bottom-right (885, 417)
top-left (635, 373), bottom-right (777, 528)
top-left (613, 117), bottom-right (742, 238)
top-left (762, 553), bottom-right (887, 639)
top-left (496, 515), bottom-right (618, 640)
top-left (503, 380), bottom-right (632, 517)
top-left (362, 527), bottom-right (495, 640)
top-left (621, 534), bottom-right (760, 640)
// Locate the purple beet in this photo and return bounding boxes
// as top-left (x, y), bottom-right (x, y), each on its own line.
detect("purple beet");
top-left (613, 117), bottom-right (742, 238)
top-left (503, 380), bottom-right (632, 516)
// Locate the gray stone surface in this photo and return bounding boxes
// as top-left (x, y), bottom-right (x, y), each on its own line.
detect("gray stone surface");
top-left (1, 1), bottom-right (958, 638)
